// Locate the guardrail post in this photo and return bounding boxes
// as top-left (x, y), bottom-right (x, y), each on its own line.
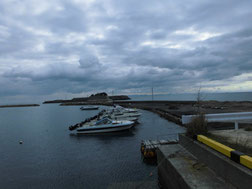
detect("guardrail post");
top-left (235, 121), bottom-right (239, 130)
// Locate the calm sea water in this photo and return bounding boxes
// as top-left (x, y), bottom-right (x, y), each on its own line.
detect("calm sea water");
top-left (0, 104), bottom-right (184, 189)
top-left (128, 92), bottom-right (252, 101)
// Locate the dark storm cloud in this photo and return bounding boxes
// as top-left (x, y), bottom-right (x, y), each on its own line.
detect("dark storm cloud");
top-left (1, 0), bottom-right (252, 102)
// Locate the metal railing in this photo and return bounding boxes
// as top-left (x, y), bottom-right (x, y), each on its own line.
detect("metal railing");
top-left (182, 112), bottom-right (252, 130)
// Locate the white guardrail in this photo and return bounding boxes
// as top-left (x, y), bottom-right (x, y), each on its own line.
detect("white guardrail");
top-left (182, 112), bottom-right (252, 130)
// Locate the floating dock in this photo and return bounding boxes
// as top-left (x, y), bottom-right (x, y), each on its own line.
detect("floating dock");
top-left (141, 139), bottom-right (178, 159)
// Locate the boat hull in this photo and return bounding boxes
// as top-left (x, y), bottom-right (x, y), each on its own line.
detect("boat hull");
top-left (80, 106), bottom-right (99, 110)
top-left (80, 108), bottom-right (99, 110)
top-left (76, 124), bottom-right (133, 134)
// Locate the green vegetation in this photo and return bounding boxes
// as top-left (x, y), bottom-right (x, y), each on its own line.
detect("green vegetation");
top-left (186, 113), bottom-right (208, 137)
top-left (186, 88), bottom-right (208, 137)
top-left (244, 126), bottom-right (252, 131)
top-left (208, 133), bottom-right (252, 156)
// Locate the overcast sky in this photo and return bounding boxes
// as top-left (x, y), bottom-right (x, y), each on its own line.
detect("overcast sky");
top-left (1, 0), bottom-right (252, 103)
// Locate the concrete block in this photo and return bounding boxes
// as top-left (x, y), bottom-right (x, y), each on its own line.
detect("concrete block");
top-left (179, 134), bottom-right (252, 189)
top-left (157, 144), bottom-right (233, 189)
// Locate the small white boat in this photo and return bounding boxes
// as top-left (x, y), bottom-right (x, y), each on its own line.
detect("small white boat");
top-left (114, 106), bottom-right (139, 113)
top-left (76, 118), bottom-right (134, 134)
top-left (80, 106), bottom-right (99, 110)
top-left (112, 111), bottom-right (141, 118)
top-left (102, 110), bottom-right (139, 120)
top-left (102, 115), bottom-right (138, 122)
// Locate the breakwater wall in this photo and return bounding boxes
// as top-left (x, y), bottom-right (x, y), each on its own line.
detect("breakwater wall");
top-left (0, 104), bottom-right (40, 108)
top-left (60, 102), bottom-right (113, 106)
top-left (116, 101), bottom-right (184, 125)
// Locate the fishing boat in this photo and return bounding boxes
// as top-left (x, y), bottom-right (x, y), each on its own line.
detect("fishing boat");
top-left (114, 105), bottom-right (139, 113)
top-left (114, 105), bottom-right (140, 115)
top-left (118, 112), bottom-right (141, 117)
top-left (76, 117), bottom-right (134, 134)
top-left (80, 106), bottom-right (99, 110)
top-left (99, 112), bottom-right (140, 123)
top-left (102, 115), bottom-right (138, 122)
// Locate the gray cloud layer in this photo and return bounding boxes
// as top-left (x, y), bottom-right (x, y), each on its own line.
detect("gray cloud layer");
top-left (0, 0), bottom-right (252, 102)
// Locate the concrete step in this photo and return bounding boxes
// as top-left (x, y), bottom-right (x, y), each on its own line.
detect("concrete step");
top-left (157, 144), bottom-right (235, 189)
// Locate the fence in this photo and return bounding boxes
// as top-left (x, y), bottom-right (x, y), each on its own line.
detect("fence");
top-left (182, 112), bottom-right (252, 130)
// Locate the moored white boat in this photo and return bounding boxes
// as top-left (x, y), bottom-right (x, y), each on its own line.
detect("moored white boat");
top-left (102, 110), bottom-right (139, 119)
top-left (115, 106), bottom-right (139, 114)
top-left (111, 111), bottom-right (141, 118)
top-left (76, 118), bottom-right (134, 134)
top-left (108, 107), bottom-right (141, 118)
top-left (102, 115), bottom-right (138, 122)
top-left (80, 106), bottom-right (99, 110)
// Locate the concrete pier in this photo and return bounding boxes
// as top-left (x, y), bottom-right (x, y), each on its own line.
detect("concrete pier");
top-left (157, 144), bottom-right (233, 189)
top-left (157, 134), bottom-right (252, 189)
top-left (179, 134), bottom-right (252, 189)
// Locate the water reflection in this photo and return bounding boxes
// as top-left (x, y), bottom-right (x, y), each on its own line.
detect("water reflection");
top-left (69, 129), bottom-right (135, 139)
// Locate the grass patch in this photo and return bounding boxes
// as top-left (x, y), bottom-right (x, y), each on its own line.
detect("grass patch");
top-left (208, 133), bottom-right (252, 156)
top-left (244, 126), bottom-right (252, 131)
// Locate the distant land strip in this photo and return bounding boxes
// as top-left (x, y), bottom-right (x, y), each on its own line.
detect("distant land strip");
top-left (43, 94), bottom-right (130, 104)
top-left (0, 104), bottom-right (40, 108)
top-left (60, 102), bottom-right (113, 106)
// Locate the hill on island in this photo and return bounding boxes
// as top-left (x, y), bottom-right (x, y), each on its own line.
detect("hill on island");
top-left (43, 92), bottom-right (130, 104)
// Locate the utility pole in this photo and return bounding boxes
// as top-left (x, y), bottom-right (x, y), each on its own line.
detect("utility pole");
top-left (152, 87), bottom-right (154, 101)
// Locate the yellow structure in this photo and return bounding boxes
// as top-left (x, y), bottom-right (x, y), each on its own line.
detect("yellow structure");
top-left (240, 155), bottom-right (252, 169)
top-left (197, 135), bottom-right (234, 157)
top-left (196, 135), bottom-right (252, 170)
